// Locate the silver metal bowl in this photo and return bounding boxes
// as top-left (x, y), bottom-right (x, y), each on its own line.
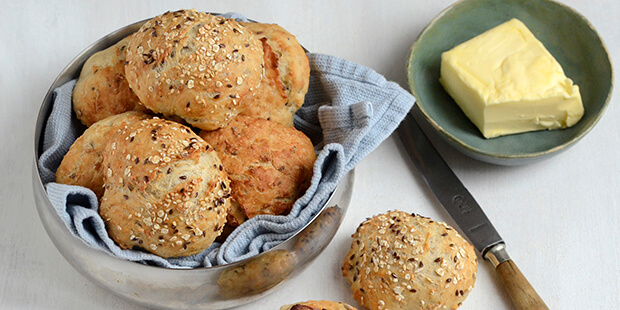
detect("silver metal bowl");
top-left (33, 19), bottom-right (354, 309)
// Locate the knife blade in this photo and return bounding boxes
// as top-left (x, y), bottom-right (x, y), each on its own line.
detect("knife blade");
top-left (397, 104), bottom-right (549, 310)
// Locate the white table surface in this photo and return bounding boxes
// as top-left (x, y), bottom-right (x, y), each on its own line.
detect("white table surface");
top-left (2, 0), bottom-right (618, 309)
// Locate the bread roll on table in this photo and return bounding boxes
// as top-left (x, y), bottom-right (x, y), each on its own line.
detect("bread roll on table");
top-left (342, 210), bottom-right (478, 310)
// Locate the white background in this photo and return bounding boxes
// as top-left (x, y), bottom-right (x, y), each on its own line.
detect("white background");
top-left (1, 0), bottom-right (618, 309)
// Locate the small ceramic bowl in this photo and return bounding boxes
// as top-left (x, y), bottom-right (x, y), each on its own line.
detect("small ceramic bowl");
top-left (33, 18), bottom-right (354, 309)
top-left (406, 0), bottom-right (613, 165)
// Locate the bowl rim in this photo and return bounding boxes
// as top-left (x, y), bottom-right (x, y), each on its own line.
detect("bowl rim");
top-left (33, 14), bottom-right (349, 272)
top-left (406, 0), bottom-right (614, 161)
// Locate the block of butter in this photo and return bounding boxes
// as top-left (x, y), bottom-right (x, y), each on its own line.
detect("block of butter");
top-left (440, 18), bottom-right (584, 138)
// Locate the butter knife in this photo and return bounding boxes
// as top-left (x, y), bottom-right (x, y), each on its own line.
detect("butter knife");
top-left (397, 104), bottom-right (549, 310)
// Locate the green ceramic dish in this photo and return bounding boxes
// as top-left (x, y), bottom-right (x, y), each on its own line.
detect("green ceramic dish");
top-left (407, 0), bottom-right (613, 165)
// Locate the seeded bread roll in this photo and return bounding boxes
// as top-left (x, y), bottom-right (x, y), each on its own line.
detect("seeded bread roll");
top-left (342, 210), bottom-right (478, 310)
top-left (124, 9), bottom-right (264, 131)
top-left (239, 22), bottom-right (310, 127)
top-left (199, 116), bottom-right (315, 226)
top-left (280, 300), bottom-right (357, 310)
top-left (100, 118), bottom-right (231, 258)
top-left (72, 36), bottom-right (146, 127)
top-left (56, 111), bottom-right (150, 198)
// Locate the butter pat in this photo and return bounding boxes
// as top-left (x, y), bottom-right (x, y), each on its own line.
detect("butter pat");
top-left (440, 19), bottom-right (584, 138)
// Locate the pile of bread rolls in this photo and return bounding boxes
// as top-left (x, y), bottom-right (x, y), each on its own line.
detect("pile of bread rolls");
top-left (57, 9), bottom-right (479, 308)
top-left (57, 9), bottom-right (315, 258)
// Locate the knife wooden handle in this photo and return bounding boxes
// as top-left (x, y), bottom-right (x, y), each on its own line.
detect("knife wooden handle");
top-left (496, 260), bottom-right (549, 310)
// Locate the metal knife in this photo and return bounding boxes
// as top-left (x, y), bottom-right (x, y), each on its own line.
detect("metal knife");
top-left (397, 104), bottom-right (549, 310)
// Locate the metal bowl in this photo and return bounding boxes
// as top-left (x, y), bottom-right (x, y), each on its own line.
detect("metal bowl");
top-left (33, 19), bottom-right (354, 309)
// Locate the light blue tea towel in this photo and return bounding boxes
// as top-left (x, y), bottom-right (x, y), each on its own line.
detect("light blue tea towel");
top-left (38, 53), bottom-right (414, 268)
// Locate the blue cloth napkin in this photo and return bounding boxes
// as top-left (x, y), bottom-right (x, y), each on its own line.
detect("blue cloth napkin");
top-left (38, 52), bottom-right (414, 268)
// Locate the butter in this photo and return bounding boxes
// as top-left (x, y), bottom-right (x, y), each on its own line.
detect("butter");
top-left (440, 19), bottom-right (584, 138)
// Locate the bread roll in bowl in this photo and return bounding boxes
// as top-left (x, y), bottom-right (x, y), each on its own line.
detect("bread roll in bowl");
top-left (100, 117), bottom-right (231, 257)
top-left (72, 36), bottom-right (145, 127)
top-left (124, 9), bottom-right (264, 131)
top-left (200, 116), bottom-right (316, 226)
top-left (56, 111), bottom-right (150, 198)
top-left (239, 22), bottom-right (310, 127)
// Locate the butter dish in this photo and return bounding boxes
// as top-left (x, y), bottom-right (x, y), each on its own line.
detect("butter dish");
top-left (406, 0), bottom-right (612, 165)
top-left (440, 18), bottom-right (584, 139)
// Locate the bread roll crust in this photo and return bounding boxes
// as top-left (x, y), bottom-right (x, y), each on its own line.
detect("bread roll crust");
top-left (56, 111), bottom-right (150, 197)
top-left (342, 210), bottom-right (478, 310)
top-left (124, 10), bottom-right (264, 131)
top-left (100, 118), bottom-right (231, 257)
top-left (280, 300), bottom-right (357, 310)
top-left (199, 116), bottom-right (315, 224)
top-left (73, 36), bottom-right (145, 127)
top-left (239, 23), bottom-right (310, 127)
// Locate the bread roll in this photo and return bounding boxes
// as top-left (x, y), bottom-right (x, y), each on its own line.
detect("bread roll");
top-left (73, 36), bottom-right (146, 127)
top-left (280, 300), bottom-right (357, 310)
top-left (342, 210), bottom-right (478, 310)
top-left (99, 117), bottom-right (231, 257)
top-left (56, 111), bottom-right (149, 198)
top-left (124, 9), bottom-right (264, 131)
top-left (239, 23), bottom-right (310, 127)
top-left (199, 116), bottom-right (315, 225)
